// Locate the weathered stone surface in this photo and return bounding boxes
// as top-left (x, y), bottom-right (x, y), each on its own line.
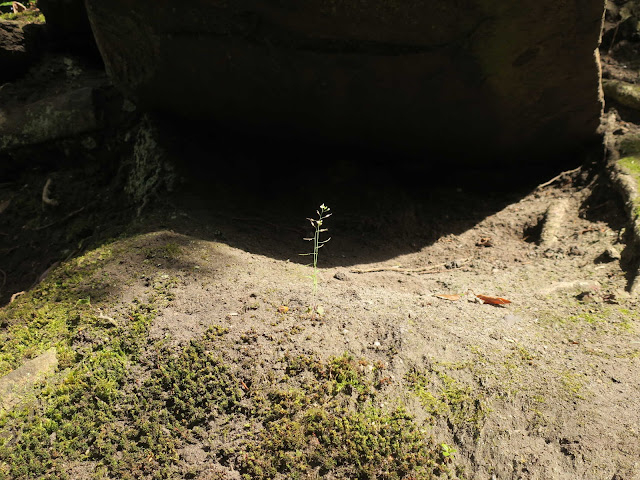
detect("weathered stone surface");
top-left (85, 0), bottom-right (605, 164)
top-left (0, 348), bottom-right (58, 414)
top-left (0, 87), bottom-right (100, 150)
top-left (603, 79), bottom-right (640, 110)
top-left (0, 84), bottom-right (133, 152)
top-left (0, 20), bottom-right (44, 82)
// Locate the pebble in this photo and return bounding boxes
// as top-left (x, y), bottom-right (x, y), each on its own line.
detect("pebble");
top-left (334, 271), bottom-right (349, 281)
top-left (503, 314), bottom-right (523, 324)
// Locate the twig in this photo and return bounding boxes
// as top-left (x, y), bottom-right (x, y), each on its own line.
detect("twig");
top-left (97, 313), bottom-right (117, 326)
top-left (350, 265), bottom-right (402, 273)
top-left (535, 167), bottom-right (581, 190)
top-left (34, 206), bottom-right (85, 231)
top-left (12, 2), bottom-right (27, 13)
top-left (32, 261), bottom-right (60, 287)
top-left (10, 291), bottom-right (25, 303)
top-left (351, 258), bottom-right (469, 275)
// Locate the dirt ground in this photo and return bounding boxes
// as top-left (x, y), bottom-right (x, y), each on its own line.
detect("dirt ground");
top-left (1, 12), bottom-right (640, 480)
top-left (144, 169), bottom-right (640, 479)
top-left (2, 146), bottom-right (640, 479)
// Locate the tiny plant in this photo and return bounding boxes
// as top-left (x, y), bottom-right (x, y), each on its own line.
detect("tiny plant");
top-left (301, 204), bottom-right (331, 314)
top-left (440, 443), bottom-right (457, 461)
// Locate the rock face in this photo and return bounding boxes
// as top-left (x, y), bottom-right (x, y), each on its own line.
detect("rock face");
top-left (0, 87), bottom-right (101, 150)
top-left (85, 0), bottom-right (606, 164)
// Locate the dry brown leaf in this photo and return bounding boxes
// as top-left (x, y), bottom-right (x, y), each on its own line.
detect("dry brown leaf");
top-left (434, 294), bottom-right (461, 301)
top-left (476, 294), bottom-right (511, 305)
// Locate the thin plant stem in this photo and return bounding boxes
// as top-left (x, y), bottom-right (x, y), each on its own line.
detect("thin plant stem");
top-left (301, 204), bottom-right (331, 310)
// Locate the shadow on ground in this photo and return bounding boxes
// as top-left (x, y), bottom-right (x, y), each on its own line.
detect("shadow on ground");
top-left (0, 118), bottom-right (613, 304)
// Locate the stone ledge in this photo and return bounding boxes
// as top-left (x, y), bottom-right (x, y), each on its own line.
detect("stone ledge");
top-left (0, 348), bottom-right (58, 415)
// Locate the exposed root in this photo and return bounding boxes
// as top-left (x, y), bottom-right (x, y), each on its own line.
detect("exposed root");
top-left (538, 199), bottom-right (570, 248)
top-left (351, 258), bottom-right (469, 275)
top-left (9, 291), bottom-right (25, 303)
top-left (34, 207), bottom-right (85, 231)
top-left (12, 2), bottom-right (27, 13)
top-left (42, 178), bottom-right (59, 208)
top-left (32, 261), bottom-right (60, 287)
top-left (535, 166), bottom-right (581, 190)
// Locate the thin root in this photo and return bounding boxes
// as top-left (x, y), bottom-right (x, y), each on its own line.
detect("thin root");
top-left (34, 207), bottom-right (85, 231)
top-left (535, 167), bottom-right (581, 190)
top-left (351, 259), bottom-right (469, 275)
top-left (42, 178), bottom-right (59, 208)
top-left (10, 291), bottom-right (25, 303)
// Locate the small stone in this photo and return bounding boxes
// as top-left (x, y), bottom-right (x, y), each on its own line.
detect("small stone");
top-left (567, 246), bottom-right (584, 256)
top-left (576, 291), bottom-right (596, 303)
top-left (476, 237), bottom-right (494, 247)
top-left (374, 341), bottom-right (381, 347)
top-left (333, 271), bottom-right (348, 281)
top-left (445, 259), bottom-right (462, 269)
top-left (503, 314), bottom-right (522, 324)
top-left (0, 348), bottom-right (58, 414)
top-left (122, 98), bottom-right (137, 112)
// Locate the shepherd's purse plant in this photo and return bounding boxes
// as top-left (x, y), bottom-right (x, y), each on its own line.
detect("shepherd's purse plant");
top-left (301, 203), bottom-right (331, 314)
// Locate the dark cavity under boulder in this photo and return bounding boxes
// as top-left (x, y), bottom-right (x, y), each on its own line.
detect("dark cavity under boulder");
top-left (0, 20), bottom-right (44, 82)
top-left (37, 0), bottom-right (99, 57)
top-left (85, 0), bottom-right (606, 167)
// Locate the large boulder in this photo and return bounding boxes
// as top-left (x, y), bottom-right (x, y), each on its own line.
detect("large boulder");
top-left (84, 0), bottom-right (606, 165)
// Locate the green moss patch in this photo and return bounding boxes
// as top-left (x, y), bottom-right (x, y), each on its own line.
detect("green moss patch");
top-left (619, 156), bottom-right (640, 182)
top-left (0, 244), bottom-right (115, 376)
top-left (619, 155), bottom-right (640, 215)
top-left (0, 9), bottom-right (45, 24)
top-left (405, 365), bottom-right (487, 440)
top-left (241, 354), bottom-right (455, 479)
top-left (0, 235), bottom-right (456, 479)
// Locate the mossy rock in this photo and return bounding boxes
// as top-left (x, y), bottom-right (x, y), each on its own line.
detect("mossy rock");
top-left (603, 79), bottom-right (640, 111)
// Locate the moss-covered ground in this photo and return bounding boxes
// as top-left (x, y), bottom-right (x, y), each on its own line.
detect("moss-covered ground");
top-left (0, 238), bottom-right (459, 479)
top-left (619, 156), bottom-right (640, 217)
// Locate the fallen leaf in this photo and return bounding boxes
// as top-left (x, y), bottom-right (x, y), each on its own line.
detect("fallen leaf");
top-left (476, 294), bottom-right (511, 305)
top-left (278, 305), bottom-right (289, 314)
top-left (435, 294), bottom-right (461, 301)
top-left (476, 237), bottom-right (494, 247)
